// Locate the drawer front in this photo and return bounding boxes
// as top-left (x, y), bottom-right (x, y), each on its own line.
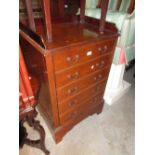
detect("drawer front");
top-left (56, 67), bottom-right (110, 102)
top-left (59, 95), bottom-right (103, 125)
top-left (55, 54), bottom-right (111, 88)
top-left (53, 39), bottom-right (116, 72)
top-left (58, 80), bottom-right (106, 115)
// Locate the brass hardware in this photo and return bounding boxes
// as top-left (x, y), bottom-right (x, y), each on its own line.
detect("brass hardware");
top-left (94, 76), bottom-right (97, 81)
top-left (67, 72), bottom-right (79, 80)
top-left (101, 61), bottom-right (105, 64)
top-left (91, 86), bottom-right (100, 93)
top-left (94, 74), bottom-right (103, 81)
top-left (95, 63), bottom-right (100, 67)
top-left (98, 74), bottom-right (103, 79)
top-left (98, 47), bottom-right (102, 51)
top-left (99, 61), bottom-right (105, 68)
top-left (68, 87), bottom-right (78, 94)
top-left (66, 54), bottom-right (80, 64)
top-left (98, 45), bottom-right (107, 54)
top-left (96, 61), bottom-right (104, 68)
top-left (69, 99), bottom-right (78, 107)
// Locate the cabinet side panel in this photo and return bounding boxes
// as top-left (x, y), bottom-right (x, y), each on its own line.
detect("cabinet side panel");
top-left (20, 36), bottom-right (54, 128)
top-left (44, 54), bottom-right (60, 127)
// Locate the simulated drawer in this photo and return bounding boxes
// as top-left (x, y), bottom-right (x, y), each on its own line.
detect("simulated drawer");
top-left (53, 39), bottom-right (116, 72)
top-left (55, 54), bottom-right (111, 88)
top-left (58, 92), bottom-right (103, 115)
top-left (58, 80), bottom-right (106, 115)
top-left (56, 66), bottom-right (110, 102)
top-left (59, 95), bottom-right (103, 125)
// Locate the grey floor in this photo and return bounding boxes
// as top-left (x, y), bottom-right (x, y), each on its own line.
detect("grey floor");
top-left (20, 66), bottom-right (135, 155)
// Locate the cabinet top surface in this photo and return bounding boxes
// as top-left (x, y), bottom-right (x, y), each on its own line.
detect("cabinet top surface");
top-left (20, 21), bottom-right (118, 53)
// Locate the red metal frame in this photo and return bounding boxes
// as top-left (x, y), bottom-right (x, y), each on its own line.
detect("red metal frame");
top-left (19, 46), bottom-right (36, 110)
top-left (24, 0), bottom-right (36, 32)
top-left (99, 0), bottom-right (109, 33)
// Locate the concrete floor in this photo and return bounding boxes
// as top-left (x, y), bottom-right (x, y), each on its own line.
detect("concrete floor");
top-left (20, 67), bottom-right (135, 155)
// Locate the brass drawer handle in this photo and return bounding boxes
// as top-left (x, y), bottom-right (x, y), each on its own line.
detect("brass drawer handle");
top-left (95, 63), bottom-right (100, 67)
top-left (94, 74), bottom-right (103, 81)
top-left (67, 72), bottom-right (79, 80)
top-left (96, 61), bottom-right (104, 68)
top-left (94, 76), bottom-right (97, 81)
top-left (68, 87), bottom-right (78, 94)
top-left (66, 54), bottom-right (80, 64)
top-left (69, 99), bottom-right (78, 107)
top-left (92, 86), bottom-right (100, 93)
top-left (98, 45), bottom-right (107, 54)
top-left (98, 74), bottom-right (103, 79)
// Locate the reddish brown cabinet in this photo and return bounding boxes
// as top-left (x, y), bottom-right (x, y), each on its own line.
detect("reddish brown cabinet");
top-left (19, 0), bottom-right (118, 143)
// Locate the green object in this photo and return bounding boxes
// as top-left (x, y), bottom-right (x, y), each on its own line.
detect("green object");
top-left (119, 0), bottom-right (131, 12)
top-left (85, 0), bottom-right (98, 9)
top-left (108, 0), bottom-right (119, 11)
top-left (77, 0), bottom-right (135, 64)
top-left (107, 10), bottom-right (135, 64)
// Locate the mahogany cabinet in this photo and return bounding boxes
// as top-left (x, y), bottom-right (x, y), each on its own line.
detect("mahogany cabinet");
top-left (19, 0), bottom-right (118, 143)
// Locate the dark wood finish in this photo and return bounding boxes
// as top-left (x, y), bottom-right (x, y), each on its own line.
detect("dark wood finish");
top-left (59, 97), bottom-right (103, 125)
top-left (19, 0), bottom-right (118, 143)
top-left (20, 0), bottom-right (79, 21)
top-left (80, 0), bottom-right (86, 23)
top-left (116, 0), bottom-right (122, 10)
top-left (64, 0), bottom-right (80, 16)
top-left (56, 67), bottom-right (110, 102)
top-left (99, 0), bottom-right (109, 33)
top-left (20, 0), bottom-right (42, 20)
top-left (127, 0), bottom-right (135, 14)
top-left (58, 81), bottom-right (106, 121)
top-left (24, 0), bottom-right (36, 31)
top-left (20, 109), bottom-right (50, 155)
top-left (53, 39), bottom-right (115, 72)
top-left (58, 91), bottom-right (104, 115)
top-left (54, 102), bottom-right (103, 143)
top-left (57, 0), bottom-right (65, 17)
top-left (55, 54), bottom-right (112, 87)
top-left (20, 21), bottom-right (118, 143)
top-left (41, 0), bottom-right (52, 42)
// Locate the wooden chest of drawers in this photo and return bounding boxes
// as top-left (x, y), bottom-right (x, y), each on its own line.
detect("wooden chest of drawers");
top-left (20, 19), bottom-right (118, 143)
